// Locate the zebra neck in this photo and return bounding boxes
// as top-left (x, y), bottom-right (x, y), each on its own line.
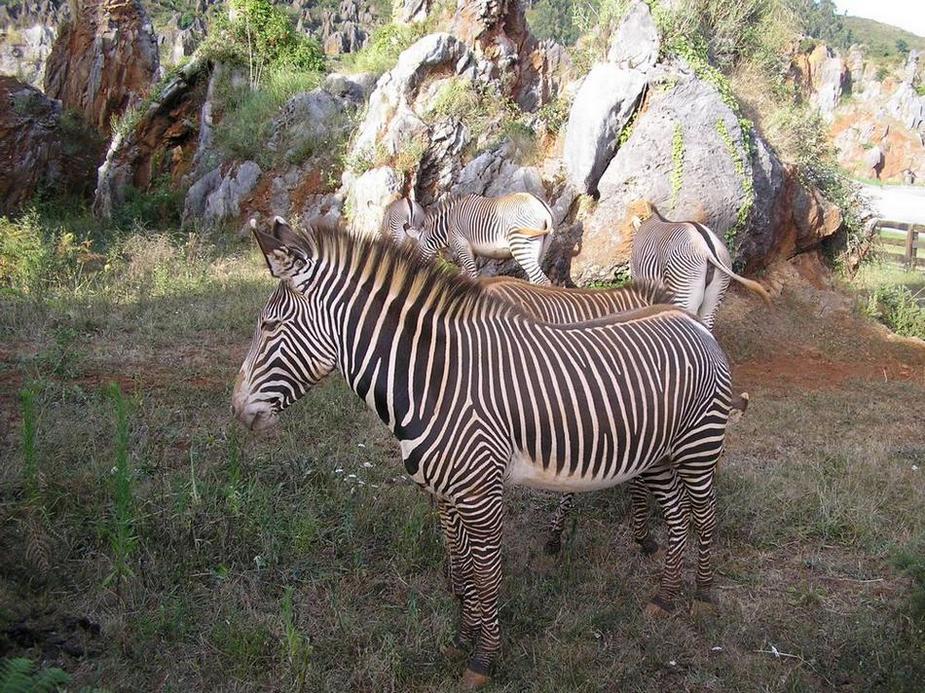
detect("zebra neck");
top-left (330, 258), bottom-right (485, 441)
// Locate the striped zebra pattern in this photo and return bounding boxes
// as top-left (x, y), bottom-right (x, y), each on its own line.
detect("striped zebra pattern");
top-left (233, 218), bottom-right (738, 686)
top-left (380, 195), bottom-right (425, 245)
top-left (630, 203), bottom-right (771, 329)
top-left (483, 276), bottom-right (675, 555)
top-left (412, 192), bottom-right (555, 284)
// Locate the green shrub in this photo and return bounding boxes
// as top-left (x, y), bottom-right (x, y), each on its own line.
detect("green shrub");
top-left (865, 284), bottom-right (925, 340)
top-left (202, 0), bottom-right (325, 88)
top-left (114, 175), bottom-right (184, 230)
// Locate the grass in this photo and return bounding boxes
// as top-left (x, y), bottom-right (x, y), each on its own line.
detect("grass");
top-left (1, 222), bottom-right (925, 689)
top-left (842, 15), bottom-right (925, 66)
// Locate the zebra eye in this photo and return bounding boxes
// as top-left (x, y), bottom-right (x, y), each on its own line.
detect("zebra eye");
top-left (262, 319), bottom-right (281, 332)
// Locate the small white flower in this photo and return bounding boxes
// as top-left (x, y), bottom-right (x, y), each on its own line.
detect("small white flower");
top-left (363, 462), bottom-right (373, 468)
top-left (669, 660), bottom-right (676, 667)
top-left (357, 443), bottom-right (366, 448)
top-left (334, 468), bottom-right (344, 474)
top-left (711, 646), bottom-right (723, 652)
top-left (913, 465), bottom-right (919, 471)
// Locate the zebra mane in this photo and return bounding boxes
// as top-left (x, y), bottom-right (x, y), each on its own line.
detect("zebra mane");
top-left (291, 220), bottom-right (518, 315)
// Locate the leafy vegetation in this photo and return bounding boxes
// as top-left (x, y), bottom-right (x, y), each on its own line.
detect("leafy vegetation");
top-left (0, 658), bottom-right (70, 693)
top-left (337, 21), bottom-right (429, 76)
top-left (841, 15), bottom-right (925, 64)
top-left (865, 283), bottom-right (925, 340)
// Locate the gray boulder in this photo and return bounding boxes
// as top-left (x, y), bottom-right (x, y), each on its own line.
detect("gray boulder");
top-left (607, 0), bottom-right (660, 71)
top-left (182, 161), bottom-right (262, 229)
top-left (563, 63), bottom-right (647, 195)
top-left (342, 166), bottom-right (403, 237)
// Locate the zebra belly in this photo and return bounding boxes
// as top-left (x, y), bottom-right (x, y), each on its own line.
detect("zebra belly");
top-left (505, 450), bottom-right (639, 492)
top-left (469, 237), bottom-right (512, 260)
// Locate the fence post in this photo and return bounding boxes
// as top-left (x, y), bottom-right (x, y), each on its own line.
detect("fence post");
top-left (906, 226), bottom-right (915, 270)
top-left (911, 227), bottom-right (919, 271)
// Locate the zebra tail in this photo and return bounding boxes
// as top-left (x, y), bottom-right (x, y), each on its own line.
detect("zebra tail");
top-left (705, 254), bottom-right (771, 306)
top-left (514, 226), bottom-right (552, 238)
top-left (728, 391), bottom-right (750, 423)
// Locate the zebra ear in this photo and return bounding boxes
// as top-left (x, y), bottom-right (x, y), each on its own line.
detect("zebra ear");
top-left (252, 217), bottom-right (308, 279)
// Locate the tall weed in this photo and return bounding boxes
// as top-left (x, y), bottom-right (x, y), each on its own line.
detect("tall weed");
top-left (104, 382), bottom-right (137, 587)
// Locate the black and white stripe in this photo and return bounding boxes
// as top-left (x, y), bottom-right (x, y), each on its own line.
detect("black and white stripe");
top-left (232, 219), bottom-right (737, 685)
top-left (380, 195), bottom-right (425, 245)
top-left (412, 192), bottom-right (555, 284)
top-left (631, 207), bottom-right (770, 329)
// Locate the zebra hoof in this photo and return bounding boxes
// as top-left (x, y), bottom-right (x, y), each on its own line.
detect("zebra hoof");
top-left (544, 537), bottom-right (562, 555)
top-left (637, 536), bottom-right (660, 556)
top-left (644, 596), bottom-right (674, 618)
top-left (461, 665), bottom-right (490, 689)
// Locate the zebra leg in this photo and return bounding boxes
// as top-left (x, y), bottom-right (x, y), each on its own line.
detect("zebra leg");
top-left (629, 477), bottom-right (660, 556)
top-left (454, 489), bottom-right (505, 686)
top-left (509, 234), bottom-right (551, 285)
top-left (698, 275), bottom-right (729, 330)
top-left (437, 500), bottom-right (480, 656)
top-left (544, 493), bottom-right (574, 555)
top-left (640, 463), bottom-right (691, 616)
top-left (450, 236), bottom-right (480, 278)
top-left (676, 464), bottom-right (719, 610)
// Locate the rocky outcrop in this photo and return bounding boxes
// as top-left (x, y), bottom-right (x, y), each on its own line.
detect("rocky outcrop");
top-left (0, 76), bottom-right (98, 215)
top-left (563, 65), bottom-right (646, 195)
top-left (94, 59), bottom-right (210, 218)
top-left (791, 43), bottom-right (849, 120)
top-left (184, 160), bottom-right (262, 228)
top-left (568, 60), bottom-right (841, 283)
top-left (606, 0), bottom-right (660, 70)
top-left (44, 0), bottom-right (159, 138)
top-left (0, 1), bottom-right (67, 88)
top-left (887, 52), bottom-right (925, 133)
top-left (157, 15), bottom-right (205, 68)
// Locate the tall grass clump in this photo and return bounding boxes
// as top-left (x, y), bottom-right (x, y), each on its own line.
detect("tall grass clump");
top-left (279, 586), bottom-right (312, 685)
top-left (104, 382), bottom-right (138, 586)
top-left (338, 21), bottom-right (428, 76)
top-left (20, 388), bottom-right (51, 576)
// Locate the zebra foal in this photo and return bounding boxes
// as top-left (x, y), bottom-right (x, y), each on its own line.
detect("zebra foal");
top-left (232, 218), bottom-right (740, 687)
top-left (629, 201), bottom-right (771, 329)
top-left (409, 192), bottom-right (555, 284)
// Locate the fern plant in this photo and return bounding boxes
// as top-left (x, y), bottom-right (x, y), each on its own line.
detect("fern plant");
top-left (0, 657), bottom-right (70, 693)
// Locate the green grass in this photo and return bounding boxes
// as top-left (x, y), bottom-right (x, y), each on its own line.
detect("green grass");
top-left (1, 222), bottom-right (925, 689)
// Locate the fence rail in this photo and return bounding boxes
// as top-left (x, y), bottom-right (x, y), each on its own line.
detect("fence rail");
top-left (874, 220), bottom-right (925, 271)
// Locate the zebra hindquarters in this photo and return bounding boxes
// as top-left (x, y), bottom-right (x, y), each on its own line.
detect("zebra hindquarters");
top-left (507, 229), bottom-right (551, 285)
top-left (698, 270), bottom-right (730, 330)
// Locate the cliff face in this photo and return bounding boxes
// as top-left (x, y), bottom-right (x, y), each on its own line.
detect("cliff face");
top-left (43, 0), bottom-right (159, 138)
top-left (0, 0), bottom-right (68, 88)
top-left (0, 76), bottom-right (99, 214)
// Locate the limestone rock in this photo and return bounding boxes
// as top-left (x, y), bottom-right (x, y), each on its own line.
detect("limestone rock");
top-left (94, 59), bottom-right (210, 218)
top-left (342, 166), bottom-right (403, 237)
top-left (569, 63), bottom-right (766, 283)
top-left (0, 75), bottom-right (98, 214)
top-left (44, 0), bottom-right (159, 138)
top-left (563, 63), bottom-right (647, 195)
top-left (0, 0), bottom-right (67, 88)
top-left (350, 33), bottom-right (483, 156)
top-left (606, 0), bottom-right (659, 71)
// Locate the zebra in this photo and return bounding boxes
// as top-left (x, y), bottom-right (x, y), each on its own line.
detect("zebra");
top-left (380, 194), bottom-right (425, 245)
top-left (481, 276), bottom-right (750, 556)
top-left (629, 201), bottom-right (771, 329)
top-left (232, 217), bottom-right (740, 687)
top-left (409, 192), bottom-right (555, 284)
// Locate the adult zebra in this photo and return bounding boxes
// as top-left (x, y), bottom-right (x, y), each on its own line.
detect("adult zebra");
top-left (380, 194), bottom-right (425, 245)
top-left (233, 218), bottom-right (740, 687)
top-left (629, 201), bottom-right (771, 329)
top-left (409, 192), bottom-right (554, 284)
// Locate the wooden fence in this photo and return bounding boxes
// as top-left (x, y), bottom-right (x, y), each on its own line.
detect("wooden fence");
top-left (874, 220), bottom-right (925, 271)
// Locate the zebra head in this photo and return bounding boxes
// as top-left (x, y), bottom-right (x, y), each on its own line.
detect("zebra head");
top-left (231, 217), bottom-right (338, 431)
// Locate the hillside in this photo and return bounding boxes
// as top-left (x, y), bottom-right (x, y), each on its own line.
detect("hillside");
top-left (843, 15), bottom-right (925, 63)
